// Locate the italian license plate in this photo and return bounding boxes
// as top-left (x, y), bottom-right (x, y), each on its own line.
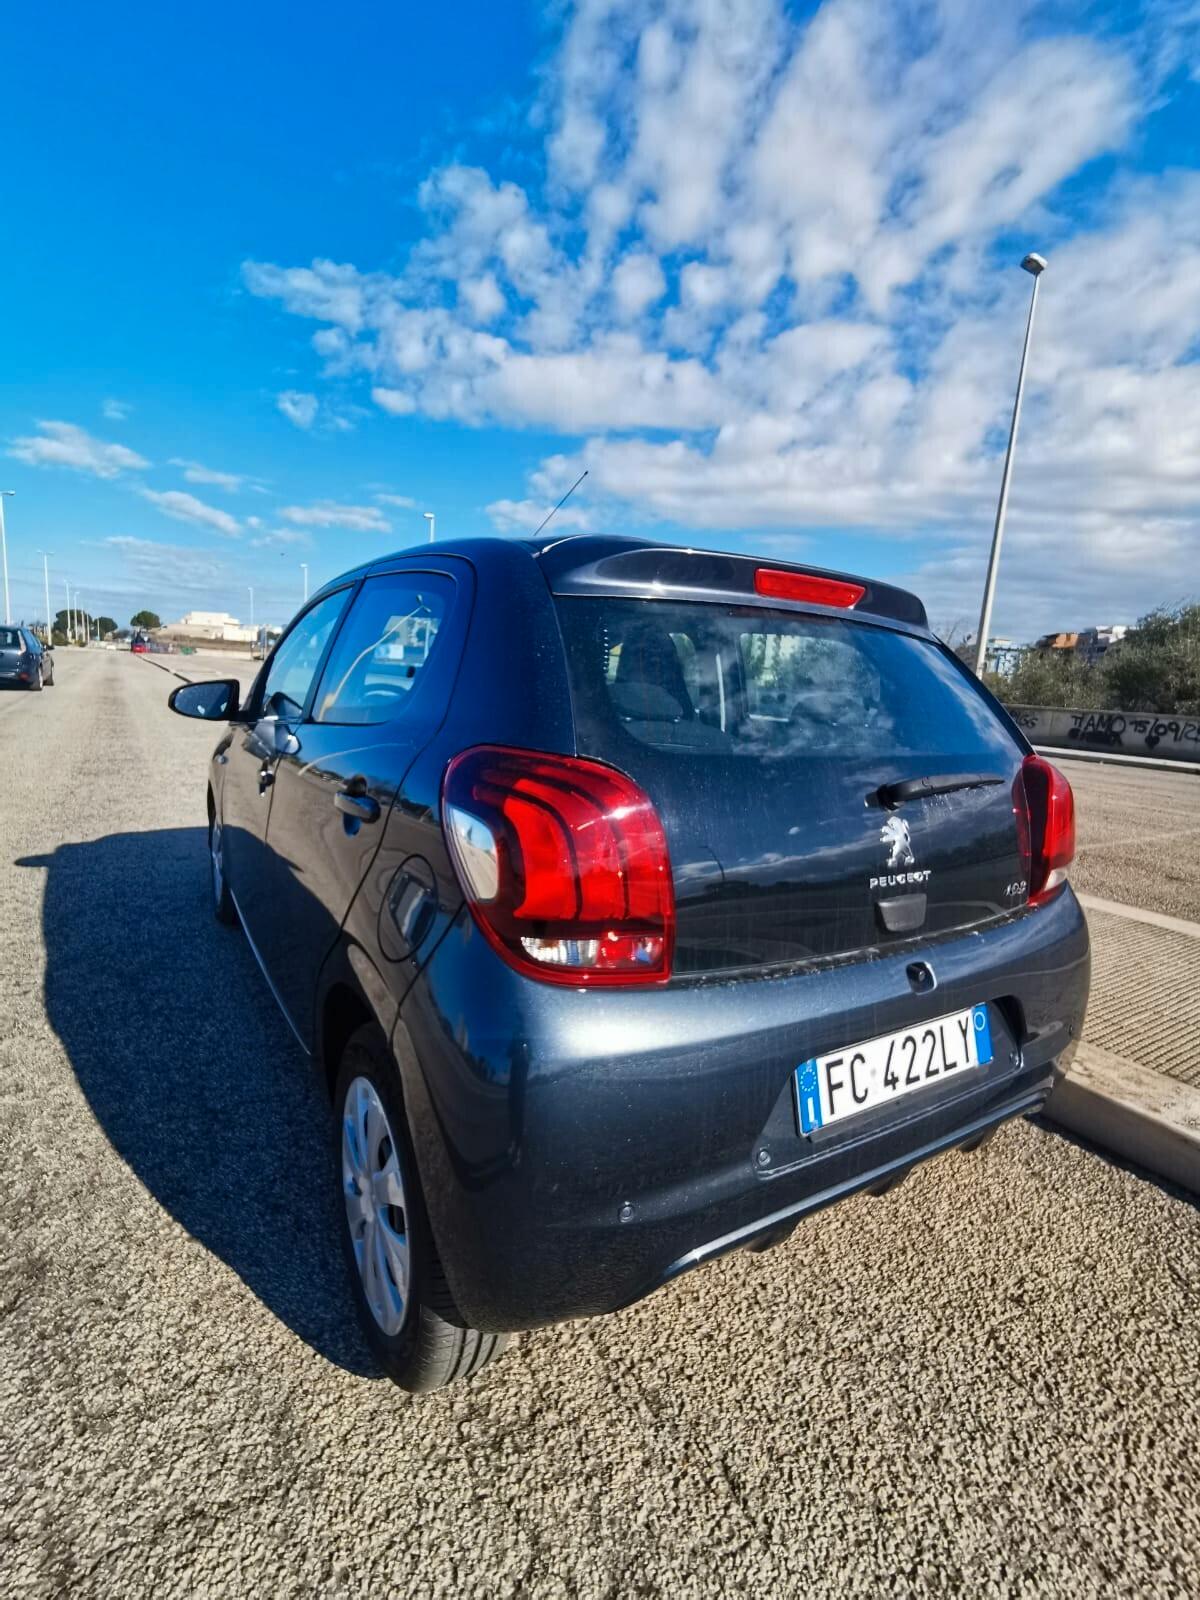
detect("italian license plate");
top-left (793, 1004), bottom-right (994, 1135)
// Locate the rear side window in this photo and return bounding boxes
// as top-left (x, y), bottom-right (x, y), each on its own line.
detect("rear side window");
top-left (557, 598), bottom-right (1019, 764)
top-left (0, 628), bottom-right (22, 649)
top-left (312, 573), bottom-right (450, 725)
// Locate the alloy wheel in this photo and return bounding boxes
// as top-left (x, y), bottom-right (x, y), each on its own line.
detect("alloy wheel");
top-left (341, 1076), bottom-right (410, 1336)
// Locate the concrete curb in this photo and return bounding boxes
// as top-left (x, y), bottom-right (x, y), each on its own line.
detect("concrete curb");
top-left (1046, 1042), bottom-right (1200, 1196)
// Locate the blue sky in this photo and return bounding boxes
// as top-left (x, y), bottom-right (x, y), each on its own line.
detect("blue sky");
top-left (2, 0), bottom-right (1198, 639)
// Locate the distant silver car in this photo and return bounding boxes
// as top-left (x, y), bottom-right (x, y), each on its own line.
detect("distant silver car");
top-left (0, 626), bottom-right (54, 690)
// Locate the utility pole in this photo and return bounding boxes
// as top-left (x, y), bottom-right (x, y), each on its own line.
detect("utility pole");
top-left (38, 551), bottom-right (51, 646)
top-left (974, 253), bottom-right (1047, 676)
top-left (423, 511), bottom-right (435, 543)
top-left (64, 580), bottom-right (72, 643)
top-left (301, 562), bottom-right (309, 603)
top-left (0, 491), bottom-right (14, 626)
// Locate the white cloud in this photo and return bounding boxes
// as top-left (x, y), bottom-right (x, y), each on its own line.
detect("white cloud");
top-left (102, 398), bottom-right (132, 422)
top-left (486, 497), bottom-right (592, 534)
top-left (250, 528), bottom-right (313, 549)
top-left (9, 421), bottom-right (149, 478)
top-left (105, 535), bottom-right (228, 594)
top-left (374, 492), bottom-right (417, 508)
top-left (241, 0), bottom-right (1199, 636)
top-left (169, 457), bottom-right (247, 492)
top-left (610, 252), bottom-right (666, 318)
top-left (276, 391), bottom-right (319, 429)
top-left (371, 387), bottom-right (417, 416)
top-left (139, 488), bottom-right (241, 537)
top-left (280, 500), bottom-right (391, 532)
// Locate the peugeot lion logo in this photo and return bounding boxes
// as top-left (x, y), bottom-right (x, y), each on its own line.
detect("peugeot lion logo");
top-left (880, 815), bottom-right (915, 869)
top-left (870, 815), bottom-right (931, 891)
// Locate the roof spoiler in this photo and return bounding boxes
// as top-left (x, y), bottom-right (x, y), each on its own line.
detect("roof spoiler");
top-left (534, 538), bottom-right (927, 629)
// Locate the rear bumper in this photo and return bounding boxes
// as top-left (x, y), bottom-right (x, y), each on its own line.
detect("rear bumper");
top-left (394, 887), bottom-right (1090, 1332)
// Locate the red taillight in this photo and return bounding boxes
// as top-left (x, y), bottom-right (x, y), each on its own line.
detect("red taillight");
top-left (753, 569), bottom-right (865, 608)
top-left (442, 745), bottom-right (675, 986)
top-left (1015, 754), bottom-right (1075, 906)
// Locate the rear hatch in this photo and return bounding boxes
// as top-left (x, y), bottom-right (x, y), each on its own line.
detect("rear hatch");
top-left (549, 557), bottom-right (1029, 978)
top-left (0, 628), bottom-right (28, 673)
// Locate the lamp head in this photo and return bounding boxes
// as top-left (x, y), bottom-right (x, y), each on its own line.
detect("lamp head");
top-left (1021, 252), bottom-right (1047, 276)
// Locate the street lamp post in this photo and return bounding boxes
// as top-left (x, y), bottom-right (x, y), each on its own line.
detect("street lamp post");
top-left (423, 511), bottom-right (435, 544)
top-left (974, 252), bottom-right (1047, 676)
top-left (38, 551), bottom-right (51, 646)
top-left (64, 581), bottom-right (71, 643)
top-left (248, 586), bottom-right (255, 639)
top-left (0, 490), bottom-right (14, 626)
top-left (301, 563), bottom-right (309, 603)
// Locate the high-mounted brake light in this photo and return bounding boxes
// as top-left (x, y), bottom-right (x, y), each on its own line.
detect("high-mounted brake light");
top-left (1014, 754), bottom-right (1075, 906)
top-left (754, 569), bottom-right (866, 608)
top-left (442, 746), bottom-right (675, 986)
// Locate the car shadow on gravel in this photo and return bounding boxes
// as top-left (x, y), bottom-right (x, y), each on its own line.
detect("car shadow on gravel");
top-left (17, 827), bottom-right (380, 1377)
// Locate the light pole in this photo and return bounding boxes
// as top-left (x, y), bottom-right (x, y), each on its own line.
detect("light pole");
top-left (0, 490), bottom-right (14, 625)
top-left (974, 252), bottom-right (1047, 676)
top-left (38, 551), bottom-right (51, 646)
top-left (301, 563), bottom-right (309, 603)
top-left (248, 586), bottom-right (255, 638)
top-left (423, 511), bottom-right (435, 544)
top-left (64, 580), bottom-right (72, 643)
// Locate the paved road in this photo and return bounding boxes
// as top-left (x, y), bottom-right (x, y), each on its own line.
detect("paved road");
top-left (1067, 758), bottom-right (1200, 920)
top-left (2, 651), bottom-right (1198, 1597)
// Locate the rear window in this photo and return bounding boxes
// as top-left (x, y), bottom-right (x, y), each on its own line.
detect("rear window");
top-left (556, 598), bottom-right (1020, 765)
top-left (0, 628), bottom-right (22, 650)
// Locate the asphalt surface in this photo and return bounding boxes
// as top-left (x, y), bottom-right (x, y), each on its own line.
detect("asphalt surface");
top-left (1067, 759), bottom-right (1200, 920)
top-left (2, 649), bottom-right (1198, 1597)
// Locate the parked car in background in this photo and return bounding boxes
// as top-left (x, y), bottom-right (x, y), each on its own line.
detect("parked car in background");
top-left (169, 535), bottom-right (1089, 1394)
top-left (0, 626), bottom-right (54, 690)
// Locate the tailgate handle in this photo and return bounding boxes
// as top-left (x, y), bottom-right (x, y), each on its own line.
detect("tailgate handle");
top-left (335, 782), bottom-right (380, 824)
top-left (877, 894), bottom-right (927, 934)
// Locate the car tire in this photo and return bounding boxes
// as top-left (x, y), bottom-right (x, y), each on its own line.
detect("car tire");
top-left (334, 1024), bottom-right (509, 1393)
top-left (208, 811), bottom-right (239, 926)
top-left (30, 666), bottom-right (43, 692)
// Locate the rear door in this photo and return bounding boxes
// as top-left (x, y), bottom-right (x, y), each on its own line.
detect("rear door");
top-left (255, 567), bottom-right (464, 1045)
top-left (554, 597), bottom-right (1029, 977)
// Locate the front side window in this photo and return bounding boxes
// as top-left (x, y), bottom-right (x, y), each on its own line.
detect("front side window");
top-left (312, 574), bottom-right (449, 725)
top-left (259, 589), bottom-right (351, 721)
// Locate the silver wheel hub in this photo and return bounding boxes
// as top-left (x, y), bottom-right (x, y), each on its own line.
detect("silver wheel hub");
top-left (342, 1076), bottom-right (409, 1336)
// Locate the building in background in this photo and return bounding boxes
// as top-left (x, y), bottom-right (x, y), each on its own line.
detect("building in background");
top-left (1076, 624), bottom-right (1128, 663)
top-left (158, 610), bottom-right (263, 644)
top-left (983, 637), bottom-right (1023, 676)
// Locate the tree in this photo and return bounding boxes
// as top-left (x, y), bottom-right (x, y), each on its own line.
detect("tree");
top-left (1102, 604), bottom-right (1200, 716)
top-left (130, 609), bottom-right (161, 630)
top-left (95, 615), bottom-right (119, 638)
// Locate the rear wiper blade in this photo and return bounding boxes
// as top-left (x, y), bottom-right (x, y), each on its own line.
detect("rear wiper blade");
top-left (876, 772), bottom-right (1004, 807)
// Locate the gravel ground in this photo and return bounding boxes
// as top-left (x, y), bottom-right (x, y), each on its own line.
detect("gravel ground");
top-left (1067, 759), bottom-right (1200, 921)
top-left (2, 651), bottom-right (1198, 1598)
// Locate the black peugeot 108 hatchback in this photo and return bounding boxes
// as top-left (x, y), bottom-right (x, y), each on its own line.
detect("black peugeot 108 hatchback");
top-left (169, 535), bottom-right (1089, 1391)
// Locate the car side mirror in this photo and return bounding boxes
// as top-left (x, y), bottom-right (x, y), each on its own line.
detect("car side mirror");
top-left (168, 678), bottom-right (241, 721)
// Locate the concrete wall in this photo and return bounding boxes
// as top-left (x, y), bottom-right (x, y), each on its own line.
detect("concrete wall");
top-left (1007, 704), bottom-right (1200, 762)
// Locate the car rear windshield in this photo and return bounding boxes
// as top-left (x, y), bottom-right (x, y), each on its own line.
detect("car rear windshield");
top-left (0, 628), bottom-right (22, 650)
top-left (555, 597), bottom-right (1021, 766)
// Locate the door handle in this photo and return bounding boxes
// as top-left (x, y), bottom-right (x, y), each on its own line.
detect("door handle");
top-left (335, 786), bottom-right (380, 823)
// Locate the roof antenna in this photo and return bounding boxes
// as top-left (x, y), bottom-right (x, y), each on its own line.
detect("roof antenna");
top-left (532, 470), bottom-right (588, 538)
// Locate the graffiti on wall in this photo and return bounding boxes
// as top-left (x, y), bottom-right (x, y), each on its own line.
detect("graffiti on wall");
top-left (1007, 705), bottom-right (1200, 761)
